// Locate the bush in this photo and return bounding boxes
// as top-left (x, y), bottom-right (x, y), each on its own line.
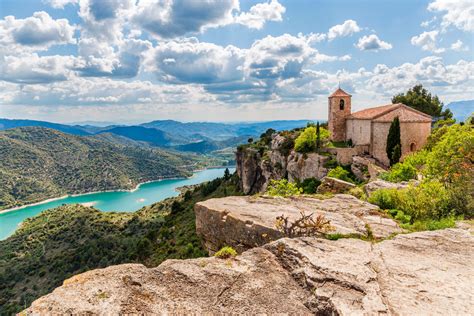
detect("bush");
top-left (294, 126), bottom-right (330, 153)
top-left (298, 177), bottom-right (321, 194)
top-left (266, 179), bottom-right (302, 197)
top-left (348, 187), bottom-right (366, 200)
top-left (369, 180), bottom-right (451, 221)
top-left (214, 246), bottom-right (237, 259)
top-left (327, 166), bottom-right (353, 183)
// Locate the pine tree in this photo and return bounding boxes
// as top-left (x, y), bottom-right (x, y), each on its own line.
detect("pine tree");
top-left (224, 168), bottom-right (230, 180)
top-left (386, 117), bottom-right (401, 165)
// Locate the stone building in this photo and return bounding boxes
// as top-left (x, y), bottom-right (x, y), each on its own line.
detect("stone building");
top-left (328, 88), bottom-right (432, 166)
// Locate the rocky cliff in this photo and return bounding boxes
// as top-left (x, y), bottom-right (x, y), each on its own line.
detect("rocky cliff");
top-left (236, 134), bottom-right (331, 194)
top-left (24, 228), bottom-right (474, 315)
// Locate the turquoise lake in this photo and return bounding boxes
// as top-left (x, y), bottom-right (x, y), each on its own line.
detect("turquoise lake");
top-left (0, 167), bottom-right (234, 240)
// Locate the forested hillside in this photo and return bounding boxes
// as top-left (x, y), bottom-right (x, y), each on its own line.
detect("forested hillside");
top-left (0, 127), bottom-right (203, 210)
top-left (0, 174), bottom-right (241, 314)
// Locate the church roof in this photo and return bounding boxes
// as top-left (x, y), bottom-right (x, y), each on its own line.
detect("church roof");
top-left (329, 88), bottom-right (352, 97)
top-left (348, 103), bottom-right (432, 123)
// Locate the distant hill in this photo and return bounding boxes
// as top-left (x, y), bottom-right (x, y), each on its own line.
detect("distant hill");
top-left (0, 118), bottom-right (91, 136)
top-left (98, 126), bottom-right (180, 147)
top-left (446, 100), bottom-right (474, 122)
top-left (0, 127), bottom-right (198, 210)
top-left (173, 136), bottom-right (249, 154)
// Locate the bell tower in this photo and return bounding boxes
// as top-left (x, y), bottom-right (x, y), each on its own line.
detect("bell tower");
top-left (328, 87), bottom-right (352, 142)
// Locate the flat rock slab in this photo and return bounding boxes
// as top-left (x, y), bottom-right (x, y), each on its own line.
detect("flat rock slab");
top-left (25, 229), bottom-right (474, 315)
top-left (195, 194), bottom-right (401, 254)
top-left (24, 248), bottom-right (312, 315)
top-left (264, 228), bottom-right (474, 315)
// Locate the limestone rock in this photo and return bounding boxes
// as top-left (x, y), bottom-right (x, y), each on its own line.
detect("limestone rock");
top-left (195, 194), bottom-right (401, 254)
top-left (351, 155), bottom-right (375, 182)
top-left (235, 148), bottom-right (267, 194)
top-left (264, 228), bottom-right (474, 315)
top-left (286, 152), bottom-right (329, 182)
top-left (364, 179), bottom-right (419, 197)
top-left (24, 248), bottom-right (312, 315)
top-left (25, 229), bottom-right (474, 315)
top-left (368, 162), bottom-right (386, 180)
top-left (316, 176), bottom-right (356, 194)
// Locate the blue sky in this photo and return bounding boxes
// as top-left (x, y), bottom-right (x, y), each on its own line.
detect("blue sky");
top-left (0, 0), bottom-right (472, 123)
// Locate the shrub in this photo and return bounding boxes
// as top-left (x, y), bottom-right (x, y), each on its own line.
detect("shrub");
top-left (214, 246), bottom-right (237, 259)
top-left (298, 177), bottom-right (321, 194)
top-left (368, 189), bottom-right (401, 210)
top-left (386, 117), bottom-right (401, 166)
top-left (327, 166), bottom-right (353, 183)
top-left (275, 211), bottom-right (332, 237)
top-left (400, 215), bottom-right (458, 232)
top-left (294, 126), bottom-right (330, 153)
top-left (348, 187), bottom-right (366, 200)
top-left (266, 179), bottom-right (302, 197)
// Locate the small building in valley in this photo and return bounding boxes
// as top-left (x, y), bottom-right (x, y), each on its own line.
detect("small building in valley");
top-left (328, 88), bottom-right (432, 166)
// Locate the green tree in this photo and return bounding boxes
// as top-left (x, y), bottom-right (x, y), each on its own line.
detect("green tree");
top-left (386, 117), bottom-right (401, 166)
top-left (295, 126), bottom-right (330, 153)
top-left (316, 122), bottom-right (321, 152)
top-left (392, 84), bottom-right (452, 120)
top-left (223, 168), bottom-right (231, 180)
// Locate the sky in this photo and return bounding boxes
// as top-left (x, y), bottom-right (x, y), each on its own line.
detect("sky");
top-left (0, 0), bottom-right (472, 124)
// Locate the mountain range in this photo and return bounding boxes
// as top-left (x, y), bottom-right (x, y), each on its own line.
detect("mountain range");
top-left (446, 100), bottom-right (474, 122)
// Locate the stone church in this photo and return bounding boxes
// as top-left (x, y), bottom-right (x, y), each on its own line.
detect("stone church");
top-left (328, 88), bottom-right (432, 166)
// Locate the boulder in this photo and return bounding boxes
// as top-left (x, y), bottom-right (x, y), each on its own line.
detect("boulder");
top-left (286, 152), bottom-right (329, 182)
top-left (264, 228), bottom-right (474, 315)
top-left (368, 163), bottom-right (386, 180)
top-left (25, 229), bottom-right (474, 315)
top-left (316, 176), bottom-right (356, 194)
top-left (24, 248), bottom-right (312, 315)
top-left (364, 179), bottom-right (419, 197)
top-left (195, 194), bottom-right (401, 254)
top-left (351, 156), bottom-right (375, 182)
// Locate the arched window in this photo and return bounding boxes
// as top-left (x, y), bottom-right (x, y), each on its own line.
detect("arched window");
top-left (339, 99), bottom-right (345, 110)
top-left (410, 143), bottom-right (416, 151)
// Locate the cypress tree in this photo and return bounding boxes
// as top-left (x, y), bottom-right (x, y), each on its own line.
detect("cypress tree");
top-left (316, 121), bottom-right (321, 152)
top-left (386, 117), bottom-right (401, 165)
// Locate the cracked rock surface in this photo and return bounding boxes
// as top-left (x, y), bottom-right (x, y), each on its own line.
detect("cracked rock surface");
top-left (25, 229), bottom-right (474, 315)
top-left (195, 194), bottom-right (402, 254)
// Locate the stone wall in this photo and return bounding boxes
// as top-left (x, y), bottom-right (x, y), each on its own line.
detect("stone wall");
top-left (327, 145), bottom-right (370, 165)
top-left (371, 121), bottom-right (391, 166)
top-left (345, 119), bottom-right (371, 145)
top-left (400, 122), bottom-right (431, 159)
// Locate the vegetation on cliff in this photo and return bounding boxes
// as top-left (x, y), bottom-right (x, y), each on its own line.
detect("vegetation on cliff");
top-left (0, 127), bottom-right (211, 211)
top-left (0, 173), bottom-right (241, 314)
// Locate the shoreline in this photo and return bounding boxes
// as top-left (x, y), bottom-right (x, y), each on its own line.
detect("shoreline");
top-left (0, 166), bottom-right (235, 215)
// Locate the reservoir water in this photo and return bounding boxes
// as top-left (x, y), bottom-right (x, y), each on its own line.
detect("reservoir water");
top-left (0, 167), bottom-right (234, 240)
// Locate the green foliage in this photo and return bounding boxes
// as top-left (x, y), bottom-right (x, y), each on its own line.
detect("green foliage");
top-left (214, 246), bottom-right (237, 259)
top-left (386, 117), bottom-right (401, 166)
top-left (266, 179), bottom-right (302, 197)
top-left (294, 126), bottom-right (330, 153)
top-left (348, 187), bottom-right (366, 200)
top-left (392, 84), bottom-right (453, 119)
top-left (369, 180), bottom-right (451, 221)
top-left (259, 128), bottom-right (276, 146)
top-left (400, 216), bottom-right (458, 232)
top-left (327, 166), bottom-right (354, 183)
top-left (298, 177), bottom-right (321, 194)
top-left (0, 174), bottom-right (241, 314)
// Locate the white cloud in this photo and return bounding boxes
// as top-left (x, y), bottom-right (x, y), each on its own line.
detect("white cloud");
top-left (0, 54), bottom-right (76, 84)
top-left (0, 11), bottom-right (76, 52)
top-left (45, 0), bottom-right (78, 9)
top-left (356, 34), bottom-right (392, 51)
top-left (450, 39), bottom-right (468, 51)
top-left (410, 31), bottom-right (445, 53)
top-left (235, 0), bottom-right (286, 29)
top-left (428, 0), bottom-right (474, 32)
top-left (327, 20), bottom-right (361, 41)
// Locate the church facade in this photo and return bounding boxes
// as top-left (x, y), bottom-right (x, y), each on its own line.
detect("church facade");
top-left (328, 88), bottom-right (432, 166)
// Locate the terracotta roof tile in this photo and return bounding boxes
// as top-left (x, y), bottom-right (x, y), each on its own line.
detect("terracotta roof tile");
top-left (329, 88), bottom-right (352, 97)
top-left (348, 103), bottom-right (432, 123)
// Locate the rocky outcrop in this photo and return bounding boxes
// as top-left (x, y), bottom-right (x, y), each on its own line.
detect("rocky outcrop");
top-left (316, 176), bottom-right (356, 194)
top-left (350, 155), bottom-right (375, 181)
top-left (25, 229), bottom-right (474, 315)
top-left (236, 134), bottom-right (331, 194)
top-left (364, 179), bottom-right (419, 197)
top-left (286, 152), bottom-right (329, 182)
top-left (195, 194), bottom-right (401, 254)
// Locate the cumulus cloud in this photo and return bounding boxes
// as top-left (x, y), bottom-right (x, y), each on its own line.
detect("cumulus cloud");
top-left (0, 11), bottom-right (76, 52)
top-left (0, 54), bottom-right (76, 84)
top-left (235, 0), bottom-right (286, 29)
top-left (428, 0), bottom-right (474, 32)
top-left (327, 20), bottom-right (361, 40)
top-left (356, 34), bottom-right (392, 51)
top-left (45, 0), bottom-right (78, 9)
top-left (450, 39), bottom-right (468, 51)
top-left (411, 31), bottom-right (445, 53)
top-left (147, 38), bottom-right (244, 84)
